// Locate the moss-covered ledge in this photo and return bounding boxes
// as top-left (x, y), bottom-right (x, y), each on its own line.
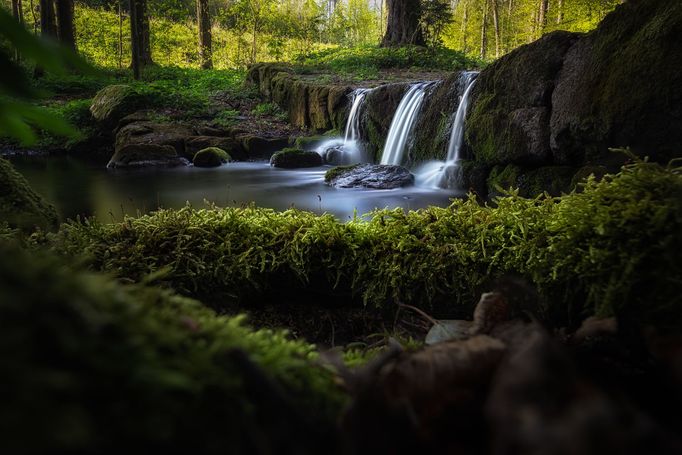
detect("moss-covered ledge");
top-left (246, 63), bottom-right (353, 132)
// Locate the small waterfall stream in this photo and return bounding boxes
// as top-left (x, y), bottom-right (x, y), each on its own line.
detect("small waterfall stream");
top-left (416, 71), bottom-right (479, 189)
top-left (380, 82), bottom-right (433, 166)
top-left (317, 88), bottom-right (370, 165)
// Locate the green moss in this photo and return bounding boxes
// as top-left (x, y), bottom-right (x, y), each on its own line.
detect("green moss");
top-left (270, 148), bottom-right (323, 168)
top-left (89, 84), bottom-right (145, 124)
top-left (42, 161), bottom-right (682, 332)
top-left (0, 158), bottom-right (59, 232)
top-left (294, 135), bottom-right (332, 150)
top-left (0, 242), bottom-right (343, 452)
top-left (487, 164), bottom-right (522, 196)
top-left (193, 147), bottom-right (230, 167)
top-left (324, 164), bottom-right (360, 183)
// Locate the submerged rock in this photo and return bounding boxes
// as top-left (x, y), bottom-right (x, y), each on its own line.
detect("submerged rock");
top-left (0, 158), bottom-right (59, 232)
top-left (115, 121), bottom-right (197, 160)
top-left (193, 147), bottom-right (231, 167)
top-left (107, 144), bottom-right (189, 169)
top-left (325, 164), bottom-right (414, 189)
top-left (269, 147), bottom-right (323, 168)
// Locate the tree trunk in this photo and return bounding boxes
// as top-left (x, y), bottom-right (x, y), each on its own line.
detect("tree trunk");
top-left (480, 0), bottom-right (488, 60)
top-left (55, 0), bottom-right (76, 50)
top-left (139, 0), bottom-right (153, 65)
top-left (251, 19), bottom-right (257, 64)
top-left (381, 0), bottom-right (425, 47)
top-left (557, 0), bottom-right (564, 24)
top-left (461, 3), bottom-right (468, 53)
top-left (492, 0), bottom-right (501, 58)
top-left (118, 0), bottom-right (123, 68)
top-left (130, 0), bottom-right (141, 79)
top-left (39, 0), bottom-right (57, 38)
top-left (197, 0), bottom-right (212, 69)
top-left (537, 0), bottom-right (548, 36)
top-left (12, 0), bottom-right (22, 60)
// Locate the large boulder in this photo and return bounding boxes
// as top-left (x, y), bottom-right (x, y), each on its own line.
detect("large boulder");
top-left (325, 164), bottom-right (414, 189)
top-left (269, 148), bottom-right (323, 168)
top-left (90, 85), bottom-right (148, 127)
top-left (0, 158), bottom-right (59, 232)
top-left (115, 121), bottom-right (197, 159)
top-left (465, 31), bottom-right (580, 167)
top-left (237, 134), bottom-right (290, 160)
top-left (193, 147), bottom-right (230, 168)
top-left (549, 0), bottom-right (682, 165)
top-left (107, 144), bottom-right (189, 169)
top-left (185, 136), bottom-right (245, 160)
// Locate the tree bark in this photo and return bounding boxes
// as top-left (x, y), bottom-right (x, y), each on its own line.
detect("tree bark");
top-left (381, 0), bottom-right (425, 47)
top-left (12, 0), bottom-right (23, 60)
top-left (139, 0), bottom-right (153, 65)
top-left (537, 0), bottom-right (548, 36)
top-left (461, 2), bottom-right (468, 53)
top-left (197, 0), bottom-right (212, 69)
top-left (55, 0), bottom-right (76, 50)
top-left (480, 0), bottom-right (488, 59)
top-left (130, 0), bottom-right (141, 79)
top-left (557, 0), bottom-right (564, 24)
top-left (492, 0), bottom-right (501, 58)
top-left (39, 0), bottom-right (57, 38)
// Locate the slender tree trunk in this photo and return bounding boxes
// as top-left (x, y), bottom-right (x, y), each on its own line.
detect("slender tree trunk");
top-left (557, 0), bottom-right (564, 24)
top-left (118, 0), bottom-right (123, 68)
top-left (492, 0), bottom-right (501, 58)
top-left (381, 0), bottom-right (425, 47)
top-left (480, 0), bottom-right (488, 60)
top-left (537, 0), bottom-right (548, 37)
top-left (197, 0), bottom-right (212, 69)
top-left (12, 0), bottom-right (22, 60)
top-left (29, 0), bottom-right (39, 34)
top-left (461, 2), bottom-right (468, 54)
top-left (55, 0), bottom-right (76, 50)
top-left (251, 19), bottom-right (257, 64)
top-left (130, 0), bottom-right (141, 79)
top-left (139, 0), bottom-right (153, 65)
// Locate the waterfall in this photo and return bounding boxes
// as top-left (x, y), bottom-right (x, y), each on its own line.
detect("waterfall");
top-left (416, 71), bottom-right (479, 189)
top-left (380, 82), bottom-right (433, 166)
top-left (344, 88), bottom-right (369, 143)
top-left (317, 88), bottom-right (370, 165)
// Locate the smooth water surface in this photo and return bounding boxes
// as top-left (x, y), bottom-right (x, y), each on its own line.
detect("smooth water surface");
top-left (11, 157), bottom-right (461, 222)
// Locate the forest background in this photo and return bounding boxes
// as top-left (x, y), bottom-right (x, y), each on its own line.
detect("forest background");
top-left (3, 0), bottom-right (621, 71)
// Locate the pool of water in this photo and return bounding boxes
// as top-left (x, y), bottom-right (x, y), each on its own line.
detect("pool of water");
top-left (10, 157), bottom-right (463, 222)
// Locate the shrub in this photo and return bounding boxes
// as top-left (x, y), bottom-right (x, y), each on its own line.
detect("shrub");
top-left (0, 241), bottom-right (343, 453)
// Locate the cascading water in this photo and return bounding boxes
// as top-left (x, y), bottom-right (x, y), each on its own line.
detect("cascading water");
top-left (416, 71), bottom-right (479, 189)
top-left (317, 88), bottom-right (370, 165)
top-left (380, 82), bottom-right (433, 166)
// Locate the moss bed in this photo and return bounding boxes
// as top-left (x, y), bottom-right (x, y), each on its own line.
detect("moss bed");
top-left (39, 160), bottom-right (682, 332)
top-left (0, 241), bottom-right (343, 453)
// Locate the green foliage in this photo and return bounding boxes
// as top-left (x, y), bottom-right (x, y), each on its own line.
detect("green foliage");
top-left (42, 161), bottom-right (682, 331)
top-left (296, 45), bottom-right (482, 78)
top-left (252, 101), bottom-right (284, 118)
top-left (0, 241), bottom-right (343, 452)
top-left (213, 109), bottom-right (240, 128)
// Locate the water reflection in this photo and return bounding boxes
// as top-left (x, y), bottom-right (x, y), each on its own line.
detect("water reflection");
top-left (11, 157), bottom-right (462, 222)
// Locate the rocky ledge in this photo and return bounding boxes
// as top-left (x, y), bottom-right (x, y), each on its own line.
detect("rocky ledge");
top-left (325, 164), bottom-right (414, 189)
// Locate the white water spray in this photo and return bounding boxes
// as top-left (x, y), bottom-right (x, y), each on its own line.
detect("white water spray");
top-left (380, 82), bottom-right (433, 166)
top-left (317, 88), bottom-right (370, 165)
top-left (416, 72), bottom-right (479, 189)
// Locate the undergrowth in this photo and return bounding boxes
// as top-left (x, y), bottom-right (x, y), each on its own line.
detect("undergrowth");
top-left (0, 241), bottom-right (343, 453)
top-left (40, 161), bottom-right (682, 331)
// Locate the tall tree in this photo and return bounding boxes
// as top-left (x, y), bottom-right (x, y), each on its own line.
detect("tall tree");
top-left (197, 0), bottom-right (212, 69)
top-left (381, 0), bottom-right (424, 47)
top-left (55, 0), bottom-right (76, 50)
top-left (480, 0), bottom-right (488, 59)
top-left (39, 0), bottom-right (57, 38)
top-left (491, 0), bottom-right (500, 57)
top-left (130, 0), bottom-right (153, 73)
top-left (11, 0), bottom-right (23, 60)
top-left (537, 0), bottom-right (548, 36)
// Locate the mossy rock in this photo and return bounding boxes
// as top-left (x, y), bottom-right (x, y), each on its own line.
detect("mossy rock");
top-left (270, 148), bottom-right (323, 168)
top-left (193, 147), bottom-right (231, 167)
top-left (324, 164), bottom-right (361, 183)
top-left (487, 164), bottom-right (576, 198)
top-left (0, 158), bottom-right (58, 232)
top-left (238, 134), bottom-right (290, 160)
top-left (0, 242), bottom-right (342, 453)
top-left (107, 144), bottom-right (188, 169)
top-left (293, 134), bottom-right (334, 150)
top-left (90, 85), bottom-right (147, 127)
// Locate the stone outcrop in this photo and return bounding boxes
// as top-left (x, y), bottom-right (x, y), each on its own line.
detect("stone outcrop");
top-left (325, 164), bottom-right (414, 189)
top-left (90, 85), bottom-right (148, 128)
top-left (107, 144), bottom-right (189, 169)
top-left (462, 0), bottom-right (682, 197)
top-left (269, 148), bottom-right (323, 168)
top-left (246, 63), bottom-right (352, 132)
